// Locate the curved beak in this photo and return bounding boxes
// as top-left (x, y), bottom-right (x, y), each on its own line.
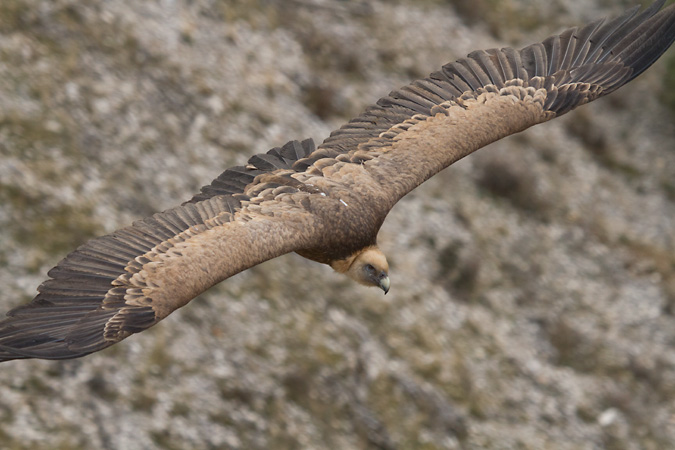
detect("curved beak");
top-left (379, 275), bottom-right (390, 294)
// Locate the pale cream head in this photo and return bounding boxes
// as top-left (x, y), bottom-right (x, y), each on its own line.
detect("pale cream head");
top-left (332, 246), bottom-right (390, 293)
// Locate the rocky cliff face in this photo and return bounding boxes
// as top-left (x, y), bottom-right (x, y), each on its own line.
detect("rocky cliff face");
top-left (0, 0), bottom-right (674, 449)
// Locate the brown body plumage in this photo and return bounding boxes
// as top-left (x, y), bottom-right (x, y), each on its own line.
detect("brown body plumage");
top-left (1, 0), bottom-right (674, 361)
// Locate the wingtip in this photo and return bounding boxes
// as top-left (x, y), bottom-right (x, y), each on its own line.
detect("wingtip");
top-left (612, 0), bottom-right (675, 83)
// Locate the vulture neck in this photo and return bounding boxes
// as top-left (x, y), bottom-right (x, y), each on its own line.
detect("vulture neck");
top-left (330, 245), bottom-right (384, 274)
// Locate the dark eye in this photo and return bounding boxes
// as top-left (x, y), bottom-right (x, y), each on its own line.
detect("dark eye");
top-left (364, 264), bottom-right (376, 274)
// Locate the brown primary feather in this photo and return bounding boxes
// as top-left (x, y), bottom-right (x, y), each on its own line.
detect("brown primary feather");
top-left (0, 1), bottom-right (674, 362)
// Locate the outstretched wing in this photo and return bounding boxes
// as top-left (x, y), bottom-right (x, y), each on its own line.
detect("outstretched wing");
top-left (0, 140), bottom-right (322, 361)
top-left (297, 0), bottom-right (675, 208)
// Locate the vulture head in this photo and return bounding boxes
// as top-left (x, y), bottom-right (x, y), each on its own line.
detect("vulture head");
top-left (331, 246), bottom-right (390, 294)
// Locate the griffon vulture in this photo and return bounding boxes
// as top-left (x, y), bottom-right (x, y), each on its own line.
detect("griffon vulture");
top-left (1, 1), bottom-right (674, 362)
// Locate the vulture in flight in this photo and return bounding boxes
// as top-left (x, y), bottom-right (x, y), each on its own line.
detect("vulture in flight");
top-left (1, 1), bottom-right (674, 362)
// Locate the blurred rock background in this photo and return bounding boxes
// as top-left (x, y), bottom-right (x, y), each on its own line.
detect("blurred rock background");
top-left (0, 0), bottom-right (674, 448)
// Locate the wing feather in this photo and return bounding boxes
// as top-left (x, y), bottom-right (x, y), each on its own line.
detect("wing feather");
top-left (417, 77), bottom-right (462, 101)
top-left (475, 50), bottom-right (506, 86)
top-left (492, 47), bottom-right (516, 81)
